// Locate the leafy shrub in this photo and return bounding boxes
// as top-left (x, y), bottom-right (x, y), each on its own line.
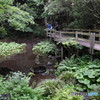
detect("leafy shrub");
top-left (0, 0), bottom-right (14, 5)
top-left (58, 71), bottom-right (76, 84)
top-left (75, 65), bottom-right (100, 91)
top-left (8, 6), bottom-right (34, 32)
top-left (32, 41), bottom-right (58, 55)
top-left (58, 39), bottom-right (78, 46)
top-left (0, 42), bottom-right (26, 60)
top-left (58, 38), bottom-right (82, 49)
top-left (56, 55), bottom-right (100, 76)
top-left (52, 85), bottom-right (83, 100)
top-left (56, 56), bottom-right (78, 75)
top-left (56, 55), bottom-right (100, 92)
top-left (0, 73), bottom-right (83, 100)
top-left (37, 79), bottom-right (65, 97)
top-left (0, 72), bottom-right (46, 100)
top-left (0, 0), bottom-right (35, 34)
top-left (0, 27), bottom-right (7, 38)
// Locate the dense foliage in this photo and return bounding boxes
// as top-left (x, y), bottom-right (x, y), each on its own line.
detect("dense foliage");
top-left (32, 41), bottom-right (58, 55)
top-left (56, 55), bottom-right (100, 92)
top-left (0, 0), bottom-right (35, 38)
top-left (0, 42), bottom-right (26, 60)
top-left (52, 85), bottom-right (83, 100)
top-left (0, 72), bottom-right (83, 100)
top-left (0, 0), bottom-right (100, 99)
top-left (0, 0), bottom-right (99, 38)
top-left (75, 65), bottom-right (100, 91)
top-left (44, 0), bottom-right (100, 29)
top-left (58, 38), bottom-right (82, 49)
top-left (0, 72), bottom-right (46, 100)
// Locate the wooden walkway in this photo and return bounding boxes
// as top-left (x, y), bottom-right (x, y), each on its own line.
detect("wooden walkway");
top-left (77, 40), bottom-right (100, 51)
top-left (45, 29), bottom-right (100, 54)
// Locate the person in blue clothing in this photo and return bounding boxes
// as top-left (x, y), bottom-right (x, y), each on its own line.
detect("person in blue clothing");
top-left (47, 23), bottom-right (52, 29)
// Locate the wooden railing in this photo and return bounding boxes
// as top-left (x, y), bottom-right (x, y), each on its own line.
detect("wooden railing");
top-left (63, 28), bottom-right (100, 33)
top-left (45, 28), bottom-right (100, 54)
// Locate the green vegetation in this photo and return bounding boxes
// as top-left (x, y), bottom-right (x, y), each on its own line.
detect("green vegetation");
top-left (32, 41), bottom-right (58, 55)
top-left (0, 40), bottom-right (99, 99)
top-left (58, 39), bottom-right (78, 46)
top-left (0, 0), bottom-right (100, 100)
top-left (32, 41), bottom-right (58, 64)
top-left (75, 65), bottom-right (100, 91)
top-left (45, 0), bottom-right (100, 29)
top-left (58, 39), bottom-right (82, 49)
top-left (0, 72), bottom-right (45, 100)
top-left (0, 0), bottom-right (47, 38)
top-left (0, 42), bottom-right (26, 60)
top-left (52, 85), bottom-right (83, 100)
top-left (55, 55), bottom-right (100, 92)
top-left (0, 27), bottom-right (7, 38)
top-left (0, 0), bottom-right (99, 38)
top-left (0, 0), bottom-right (35, 38)
top-left (0, 72), bottom-right (83, 100)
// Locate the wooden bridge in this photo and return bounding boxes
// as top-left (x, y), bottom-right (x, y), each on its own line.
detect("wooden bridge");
top-left (45, 28), bottom-right (100, 54)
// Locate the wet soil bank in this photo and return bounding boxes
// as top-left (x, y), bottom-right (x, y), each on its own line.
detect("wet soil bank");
top-left (0, 37), bottom-right (56, 84)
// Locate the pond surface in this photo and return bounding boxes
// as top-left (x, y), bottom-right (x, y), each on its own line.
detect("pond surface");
top-left (0, 37), bottom-right (56, 85)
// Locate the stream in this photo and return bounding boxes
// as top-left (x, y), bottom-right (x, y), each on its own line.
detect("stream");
top-left (0, 37), bottom-right (56, 87)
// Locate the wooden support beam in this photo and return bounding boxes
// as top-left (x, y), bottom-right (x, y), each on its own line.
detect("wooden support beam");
top-left (61, 46), bottom-right (63, 60)
top-left (99, 33), bottom-right (100, 42)
top-left (60, 31), bottom-right (62, 38)
top-left (75, 31), bottom-right (78, 40)
top-left (89, 33), bottom-right (95, 54)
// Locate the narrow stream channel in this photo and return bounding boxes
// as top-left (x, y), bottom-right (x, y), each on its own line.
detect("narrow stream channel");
top-left (0, 37), bottom-right (56, 86)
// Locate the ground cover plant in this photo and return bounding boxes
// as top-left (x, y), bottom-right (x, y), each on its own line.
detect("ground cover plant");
top-left (75, 65), bottom-right (100, 91)
top-left (52, 85), bottom-right (83, 100)
top-left (0, 42), bottom-right (26, 60)
top-left (0, 72), bottom-right (83, 100)
top-left (55, 55), bottom-right (100, 93)
top-left (0, 0), bottom-right (99, 100)
top-left (32, 41), bottom-right (58, 55)
top-left (57, 39), bottom-right (78, 47)
top-left (32, 41), bottom-right (59, 64)
top-left (0, 42), bottom-right (99, 100)
top-left (0, 72), bottom-right (46, 100)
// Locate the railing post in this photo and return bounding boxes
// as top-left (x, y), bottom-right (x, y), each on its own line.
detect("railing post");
top-left (75, 31), bottom-right (78, 40)
top-left (53, 29), bottom-right (55, 38)
top-left (61, 46), bottom-right (63, 60)
top-left (53, 29), bottom-right (56, 38)
top-left (90, 32), bottom-right (95, 54)
top-left (60, 31), bottom-right (62, 38)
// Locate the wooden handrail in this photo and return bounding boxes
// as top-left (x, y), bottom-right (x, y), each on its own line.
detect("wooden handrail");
top-left (45, 29), bottom-right (100, 37)
top-left (45, 29), bottom-right (100, 40)
top-left (56, 31), bottom-right (100, 38)
top-left (63, 28), bottom-right (100, 33)
top-left (45, 28), bottom-right (100, 53)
